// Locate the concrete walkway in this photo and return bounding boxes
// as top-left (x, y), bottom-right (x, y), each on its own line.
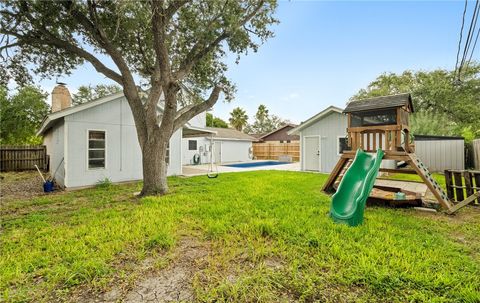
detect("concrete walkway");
top-left (182, 160), bottom-right (300, 177)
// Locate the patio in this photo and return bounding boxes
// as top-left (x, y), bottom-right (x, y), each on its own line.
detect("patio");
top-left (182, 160), bottom-right (300, 176)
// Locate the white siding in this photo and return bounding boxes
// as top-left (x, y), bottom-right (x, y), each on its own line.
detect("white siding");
top-left (182, 137), bottom-right (211, 165)
top-left (415, 140), bottom-right (464, 172)
top-left (43, 122), bottom-right (65, 186)
top-left (299, 112), bottom-right (348, 173)
top-left (216, 140), bottom-right (252, 163)
top-left (188, 111), bottom-right (206, 128)
top-left (182, 137), bottom-right (252, 164)
top-left (63, 97), bottom-right (182, 188)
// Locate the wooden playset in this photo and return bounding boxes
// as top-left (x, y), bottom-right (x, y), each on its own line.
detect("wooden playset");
top-left (322, 93), bottom-right (478, 214)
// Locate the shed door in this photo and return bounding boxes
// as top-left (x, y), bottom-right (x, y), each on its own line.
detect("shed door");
top-left (214, 142), bottom-right (222, 164)
top-left (304, 137), bottom-right (320, 171)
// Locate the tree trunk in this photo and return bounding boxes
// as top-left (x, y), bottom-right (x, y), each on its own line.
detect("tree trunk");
top-left (139, 132), bottom-right (170, 196)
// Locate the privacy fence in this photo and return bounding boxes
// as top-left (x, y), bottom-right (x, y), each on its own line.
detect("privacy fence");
top-left (253, 142), bottom-right (300, 162)
top-left (0, 145), bottom-right (49, 172)
top-left (473, 139), bottom-right (480, 170)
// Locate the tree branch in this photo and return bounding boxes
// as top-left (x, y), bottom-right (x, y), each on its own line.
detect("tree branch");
top-left (165, 0), bottom-right (190, 21)
top-left (173, 85), bottom-right (222, 131)
top-left (174, 0), bottom-right (265, 80)
top-left (0, 28), bottom-right (124, 85)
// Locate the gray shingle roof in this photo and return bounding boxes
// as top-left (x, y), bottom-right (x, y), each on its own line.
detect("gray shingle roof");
top-left (205, 127), bottom-right (256, 141)
top-left (343, 93), bottom-right (414, 113)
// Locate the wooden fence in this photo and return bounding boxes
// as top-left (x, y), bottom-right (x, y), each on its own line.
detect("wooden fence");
top-left (444, 169), bottom-right (480, 205)
top-left (253, 142), bottom-right (300, 161)
top-left (473, 139), bottom-right (480, 170)
top-left (0, 145), bottom-right (49, 172)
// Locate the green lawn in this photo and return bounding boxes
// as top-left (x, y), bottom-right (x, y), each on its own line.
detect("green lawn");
top-left (1, 171), bottom-right (479, 302)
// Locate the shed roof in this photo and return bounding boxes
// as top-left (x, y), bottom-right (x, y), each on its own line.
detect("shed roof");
top-left (205, 127), bottom-right (256, 141)
top-left (287, 106), bottom-right (344, 135)
top-left (343, 93), bottom-right (414, 113)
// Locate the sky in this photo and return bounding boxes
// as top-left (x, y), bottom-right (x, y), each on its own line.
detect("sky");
top-left (36, 0), bottom-right (472, 125)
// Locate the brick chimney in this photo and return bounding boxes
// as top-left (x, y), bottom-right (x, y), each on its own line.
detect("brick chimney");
top-left (51, 83), bottom-right (72, 112)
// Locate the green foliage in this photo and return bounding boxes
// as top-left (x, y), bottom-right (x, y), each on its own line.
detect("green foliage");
top-left (72, 84), bottom-right (122, 105)
top-left (0, 1), bottom-right (278, 101)
top-left (409, 111), bottom-right (456, 136)
top-left (1, 171), bottom-right (479, 302)
top-left (95, 177), bottom-right (112, 189)
top-left (352, 64), bottom-right (480, 138)
top-left (460, 126), bottom-right (478, 143)
top-left (0, 85), bottom-right (49, 145)
top-left (245, 104), bottom-right (288, 134)
top-left (228, 107), bottom-right (249, 131)
top-left (206, 112), bottom-right (228, 128)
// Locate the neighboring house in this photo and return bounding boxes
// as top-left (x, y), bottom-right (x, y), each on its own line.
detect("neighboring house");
top-left (288, 106), bottom-right (347, 173)
top-left (256, 124), bottom-right (299, 143)
top-left (38, 84), bottom-right (251, 189)
top-left (182, 127), bottom-right (256, 165)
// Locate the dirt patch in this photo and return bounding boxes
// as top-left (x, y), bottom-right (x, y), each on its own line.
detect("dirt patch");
top-left (91, 237), bottom-right (209, 303)
top-left (0, 171), bottom-right (60, 202)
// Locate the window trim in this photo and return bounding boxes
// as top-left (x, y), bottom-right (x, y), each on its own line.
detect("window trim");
top-left (86, 129), bottom-right (107, 170)
top-left (188, 140), bottom-right (197, 151)
top-left (165, 142), bottom-right (170, 166)
top-left (337, 136), bottom-right (346, 156)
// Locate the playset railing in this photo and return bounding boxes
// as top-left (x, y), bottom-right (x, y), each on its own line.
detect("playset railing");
top-left (347, 125), bottom-right (412, 153)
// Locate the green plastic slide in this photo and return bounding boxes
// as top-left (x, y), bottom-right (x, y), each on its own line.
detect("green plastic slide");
top-left (330, 149), bottom-right (384, 226)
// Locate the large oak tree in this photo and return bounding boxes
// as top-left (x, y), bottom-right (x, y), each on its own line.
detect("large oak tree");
top-left (0, 0), bottom-right (277, 195)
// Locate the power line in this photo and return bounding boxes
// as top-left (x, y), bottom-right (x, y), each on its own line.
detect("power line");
top-left (467, 27), bottom-right (480, 64)
top-left (458, 0), bottom-right (480, 75)
top-left (455, 0), bottom-right (469, 75)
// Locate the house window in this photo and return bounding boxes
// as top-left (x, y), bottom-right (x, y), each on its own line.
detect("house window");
top-left (165, 142), bottom-right (170, 165)
top-left (280, 140), bottom-right (284, 143)
top-left (88, 130), bottom-right (106, 169)
top-left (338, 137), bottom-right (348, 155)
top-left (351, 109), bottom-right (397, 127)
top-left (286, 140), bottom-right (291, 143)
top-left (188, 140), bottom-right (197, 150)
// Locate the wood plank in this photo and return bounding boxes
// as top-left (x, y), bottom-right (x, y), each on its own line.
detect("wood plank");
top-left (444, 170), bottom-right (454, 200)
top-left (447, 192), bottom-right (480, 214)
top-left (379, 168), bottom-right (417, 174)
top-left (453, 171), bottom-right (464, 201)
top-left (322, 157), bottom-right (348, 193)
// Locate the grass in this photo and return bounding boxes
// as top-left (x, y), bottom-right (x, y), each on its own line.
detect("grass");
top-left (1, 171), bottom-right (479, 302)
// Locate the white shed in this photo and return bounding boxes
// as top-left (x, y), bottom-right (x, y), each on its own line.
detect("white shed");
top-left (288, 106), bottom-right (347, 173)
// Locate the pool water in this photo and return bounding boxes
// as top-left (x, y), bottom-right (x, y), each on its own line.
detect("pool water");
top-left (223, 161), bottom-right (290, 168)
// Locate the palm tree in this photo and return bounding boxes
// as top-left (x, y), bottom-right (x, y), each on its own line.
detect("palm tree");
top-left (229, 107), bottom-right (248, 131)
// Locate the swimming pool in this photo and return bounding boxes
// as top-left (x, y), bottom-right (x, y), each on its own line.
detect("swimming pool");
top-left (223, 161), bottom-right (290, 168)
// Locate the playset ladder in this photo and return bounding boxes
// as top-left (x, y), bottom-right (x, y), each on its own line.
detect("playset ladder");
top-left (406, 153), bottom-right (452, 210)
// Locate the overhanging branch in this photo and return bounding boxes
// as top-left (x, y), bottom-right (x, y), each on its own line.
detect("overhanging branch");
top-left (173, 85), bottom-right (222, 131)
top-left (174, 0), bottom-right (266, 80)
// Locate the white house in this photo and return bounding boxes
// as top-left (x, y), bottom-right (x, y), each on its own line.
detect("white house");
top-left (38, 84), bottom-right (255, 188)
top-left (288, 106), bottom-right (348, 173)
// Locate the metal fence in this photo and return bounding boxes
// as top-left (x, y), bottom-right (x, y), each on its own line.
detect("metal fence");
top-left (414, 136), bottom-right (464, 172)
top-left (473, 139), bottom-right (480, 170)
top-left (253, 142), bottom-right (300, 161)
top-left (0, 145), bottom-right (49, 172)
